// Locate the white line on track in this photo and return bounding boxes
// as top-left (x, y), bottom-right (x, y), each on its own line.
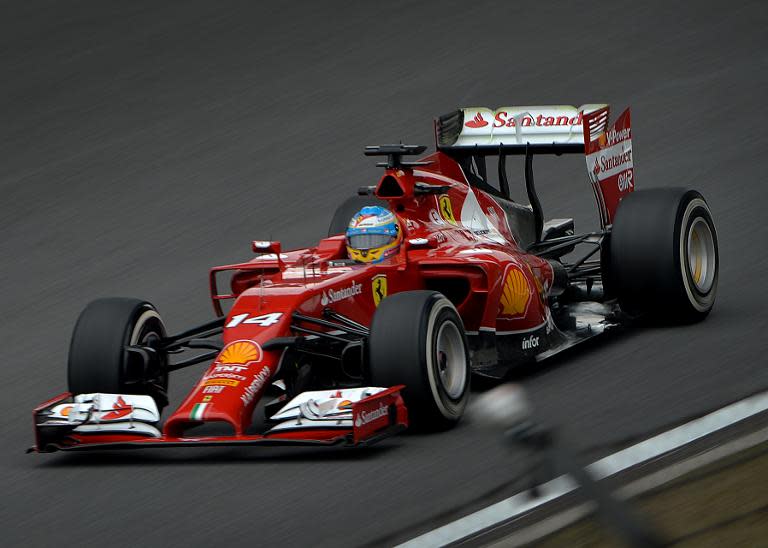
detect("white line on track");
top-left (398, 390), bottom-right (768, 547)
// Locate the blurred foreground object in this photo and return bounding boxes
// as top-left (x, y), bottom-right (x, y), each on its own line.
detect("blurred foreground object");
top-left (471, 383), bottom-right (533, 430)
top-left (471, 384), bottom-right (666, 547)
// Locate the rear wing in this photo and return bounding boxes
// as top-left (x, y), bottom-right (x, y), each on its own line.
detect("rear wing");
top-left (436, 105), bottom-right (608, 155)
top-left (435, 104), bottom-right (633, 227)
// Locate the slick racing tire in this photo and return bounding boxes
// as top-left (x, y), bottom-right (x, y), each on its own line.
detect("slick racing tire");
top-left (327, 195), bottom-right (387, 237)
top-left (607, 188), bottom-right (718, 323)
top-left (368, 291), bottom-right (470, 430)
top-left (68, 298), bottom-right (169, 410)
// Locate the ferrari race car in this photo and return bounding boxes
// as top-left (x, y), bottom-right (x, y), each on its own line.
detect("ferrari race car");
top-left (31, 104), bottom-right (719, 453)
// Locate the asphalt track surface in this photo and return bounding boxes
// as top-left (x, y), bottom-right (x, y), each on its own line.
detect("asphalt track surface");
top-left (1, 1), bottom-right (767, 546)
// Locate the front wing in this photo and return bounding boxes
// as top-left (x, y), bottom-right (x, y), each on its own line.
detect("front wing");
top-left (30, 386), bottom-right (408, 453)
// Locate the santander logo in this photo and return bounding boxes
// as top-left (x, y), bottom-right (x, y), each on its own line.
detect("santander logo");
top-left (355, 403), bottom-right (389, 427)
top-left (103, 396), bottom-right (133, 420)
top-left (465, 112), bottom-right (488, 128)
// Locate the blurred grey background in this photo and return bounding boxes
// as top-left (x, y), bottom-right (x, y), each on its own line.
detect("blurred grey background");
top-left (1, 1), bottom-right (766, 546)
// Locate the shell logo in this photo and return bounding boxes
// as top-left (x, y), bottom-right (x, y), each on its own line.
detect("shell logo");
top-left (499, 266), bottom-right (532, 317)
top-left (218, 340), bottom-right (262, 365)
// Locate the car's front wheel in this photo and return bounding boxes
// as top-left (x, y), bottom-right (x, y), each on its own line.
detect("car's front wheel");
top-left (367, 291), bottom-right (470, 430)
top-left (68, 298), bottom-right (169, 410)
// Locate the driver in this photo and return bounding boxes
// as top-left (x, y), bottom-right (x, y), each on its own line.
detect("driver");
top-left (346, 205), bottom-right (403, 263)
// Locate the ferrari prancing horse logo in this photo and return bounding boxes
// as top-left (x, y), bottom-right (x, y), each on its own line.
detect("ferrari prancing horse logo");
top-left (438, 195), bottom-right (457, 225)
top-left (372, 274), bottom-right (388, 307)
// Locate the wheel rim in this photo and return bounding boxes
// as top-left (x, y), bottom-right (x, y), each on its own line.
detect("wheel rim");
top-left (130, 309), bottom-right (164, 345)
top-left (435, 320), bottom-right (467, 400)
top-left (126, 308), bottom-right (168, 399)
top-left (687, 217), bottom-right (716, 294)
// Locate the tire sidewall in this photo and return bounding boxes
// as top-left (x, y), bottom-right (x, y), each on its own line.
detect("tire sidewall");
top-left (424, 298), bottom-right (470, 421)
top-left (676, 196), bottom-right (718, 314)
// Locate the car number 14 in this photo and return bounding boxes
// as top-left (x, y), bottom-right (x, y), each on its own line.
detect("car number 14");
top-left (226, 312), bottom-right (283, 328)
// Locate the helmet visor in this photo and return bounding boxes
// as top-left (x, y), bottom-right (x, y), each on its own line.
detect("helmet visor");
top-left (348, 233), bottom-right (393, 250)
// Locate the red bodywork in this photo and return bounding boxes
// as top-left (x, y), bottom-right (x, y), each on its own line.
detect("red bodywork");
top-left (166, 151), bottom-right (555, 437)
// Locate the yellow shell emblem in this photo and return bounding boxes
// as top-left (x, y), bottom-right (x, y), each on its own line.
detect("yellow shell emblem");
top-left (499, 266), bottom-right (532, 317)
top-left (218, 340), bottom-right (261, 365)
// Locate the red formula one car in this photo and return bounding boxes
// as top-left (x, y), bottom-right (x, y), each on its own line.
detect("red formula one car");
top-left (31, 104), bottom-right (719, 453)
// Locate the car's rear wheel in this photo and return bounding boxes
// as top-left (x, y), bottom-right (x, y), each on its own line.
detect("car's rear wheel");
top-left (68, 298), bottom-right (169, 410)
top-left (327, 195), bottom-right (386, 237)
top-left (607, 188), bottom-right (718, 322)
top-left (367, 291), bottom-right (470, 430)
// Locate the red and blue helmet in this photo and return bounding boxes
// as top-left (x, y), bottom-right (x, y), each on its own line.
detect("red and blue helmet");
top-left (346, 206), bottom-right (402, 263)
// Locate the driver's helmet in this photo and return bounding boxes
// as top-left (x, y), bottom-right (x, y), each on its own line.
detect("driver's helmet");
top-left (346, 205), bottom-right (402, 263)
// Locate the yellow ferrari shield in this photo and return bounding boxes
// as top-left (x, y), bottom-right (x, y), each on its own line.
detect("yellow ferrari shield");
top-left (438, 195), bottom-right (457, 225)
top-left (372, 274), bottom-right (388, 307)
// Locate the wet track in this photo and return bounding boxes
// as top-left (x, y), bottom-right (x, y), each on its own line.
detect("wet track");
top-left (2, 1), bottom-right (768, 546)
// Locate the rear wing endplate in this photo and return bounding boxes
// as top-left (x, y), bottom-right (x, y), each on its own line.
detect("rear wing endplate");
top-left (583, 106), bottom-right (634, 226)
